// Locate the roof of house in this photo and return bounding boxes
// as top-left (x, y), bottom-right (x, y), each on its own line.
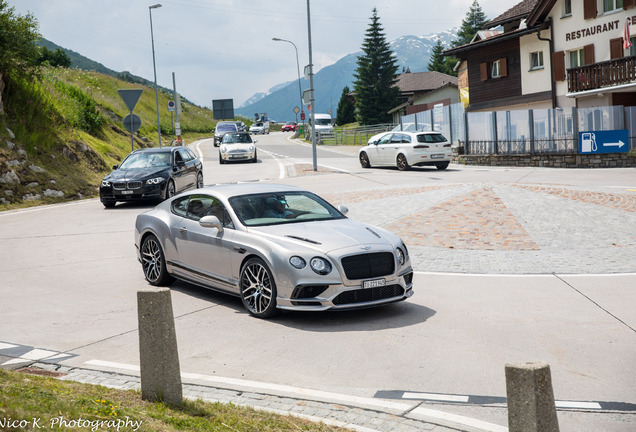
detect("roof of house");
top-left (395, 71), bottom-right (458, 94)
top-left (485, 0), bottom-right (541, 28)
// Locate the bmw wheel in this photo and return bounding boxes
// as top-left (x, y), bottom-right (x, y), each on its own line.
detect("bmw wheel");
top-left (359, 152), bottom-right (371, 168)
top-left (164, 180), bottom-right (176, 200)
top-left (196, 172), bottom-right (204, 188)
top-left (240, 257), bottom-right (277, 318)
top-left (397, 154), bottom-right (411, 171)
top-left (102, 200), bottom-right (116, 208)
top-left (140, 234), bottom-right (174, 286)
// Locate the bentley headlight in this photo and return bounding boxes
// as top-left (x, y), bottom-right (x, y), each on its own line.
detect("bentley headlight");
top-left (310, 257), bottom-right (332, 275)
top-left (146, 177), bottom-right (165, 185)
top-left (396, 248), bottom-right (406, 266)
top-left (290, 256), bottom-right (306, 269)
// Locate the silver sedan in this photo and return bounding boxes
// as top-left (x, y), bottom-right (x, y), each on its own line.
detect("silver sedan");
top-left (135, 183), bottom-right (414, 318)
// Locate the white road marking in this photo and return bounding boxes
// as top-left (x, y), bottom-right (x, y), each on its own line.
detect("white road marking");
top-left (410, 407), bottom-right (509, 432)
top-left (403, 392), bottom-right (469, 402)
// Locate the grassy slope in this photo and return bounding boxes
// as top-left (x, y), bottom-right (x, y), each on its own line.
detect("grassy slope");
top-left (0, 67), bottom-right (215, 210)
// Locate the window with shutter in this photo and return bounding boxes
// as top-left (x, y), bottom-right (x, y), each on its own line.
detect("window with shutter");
top-left (584, 44), bottom-right (595, 65)
top-left (552, 51), bottom-right (565, 81)
top-left (584, 0), bottom-right (597, 19)
top-left (500, 58), bottom-right (508, 77)
top-left (480, 63), bottom-right (488, 81)
top-left (610, 38), bottom-right (623, 59)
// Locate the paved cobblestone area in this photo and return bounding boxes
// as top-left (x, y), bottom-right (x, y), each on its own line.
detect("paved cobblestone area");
top-left (322, 182), bottom-right (636, 274)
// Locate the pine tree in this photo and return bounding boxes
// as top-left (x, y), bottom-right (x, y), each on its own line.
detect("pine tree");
top-left (353, 8), bottom-right (400, 126)
top-left (336, 86), bottom-right (356, 126)
top-left (453, 0), bottom-right (489, 47)
top-left (428, 40), bottom-right (448, 73)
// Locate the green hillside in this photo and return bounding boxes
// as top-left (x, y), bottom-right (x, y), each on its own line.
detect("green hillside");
top-left (0, 67), bottom-right (215, 210)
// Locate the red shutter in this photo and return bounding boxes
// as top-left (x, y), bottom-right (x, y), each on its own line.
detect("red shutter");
top-left (480, 63), bottom-right (488, 81)
top-left (610, 38), bottom-right (623, 59)
top-left (500, 58), bottom-right (508, 77)
top-left (584, 0), bottom-right (597, 19)
top-left (552, 51), bottom-right (565, 81)
top-left (624, 0), bottom-right (635, 9)
top-left (584, 44), bottom-right (595, 65)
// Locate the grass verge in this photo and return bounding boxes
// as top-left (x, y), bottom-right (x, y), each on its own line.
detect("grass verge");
top-left (0, 368), bottom-right (351, 431)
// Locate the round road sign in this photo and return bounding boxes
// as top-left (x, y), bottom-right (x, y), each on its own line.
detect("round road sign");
top-left (123, 114), bottom-right (141, 133)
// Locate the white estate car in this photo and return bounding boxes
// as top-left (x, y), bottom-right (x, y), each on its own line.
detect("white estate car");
top-left (219, 132), bottom-right (257, 164)
top-left (367, 123), bottom-right (416, 145)
top-left (359, 131), bottom-right (452, 171)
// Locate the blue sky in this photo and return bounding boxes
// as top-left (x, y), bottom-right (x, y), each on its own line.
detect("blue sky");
top-left (11, 0), bottom-right (512, 107)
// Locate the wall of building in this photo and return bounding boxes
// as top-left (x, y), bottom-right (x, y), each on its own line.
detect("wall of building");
top-left (548, 0), bottom-right (636, 105)
top-left (519, 30), bottom-right (552, 96)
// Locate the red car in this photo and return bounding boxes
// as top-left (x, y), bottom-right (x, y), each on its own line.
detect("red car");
top-left (282, 121), bottom-right (297, 132)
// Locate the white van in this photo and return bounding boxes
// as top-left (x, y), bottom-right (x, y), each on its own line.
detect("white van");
top-left (308, 113), bottom-right (333, 135)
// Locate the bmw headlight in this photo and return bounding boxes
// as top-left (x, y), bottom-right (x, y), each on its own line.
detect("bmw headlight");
top-left (146, 177), bottom-right (165, 185)
top-left (101, 180), bottom-right (111, 187)
top-left (290, 256), bottom-right (306, 269)
top-left (310, 257), bottom-right (332, 275)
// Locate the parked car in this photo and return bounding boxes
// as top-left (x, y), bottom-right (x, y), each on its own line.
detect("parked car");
top-left (367, 123), bottom-right (416, 145)
top-left (249, 121), bottom-right (270, 135)
top-left (214, 121), bottom-right (238, 146)
top-left (99, 146), bottom-right (203, 208)
top-left (282, 121), bottom-right (297, 132)
top-left (359, 131), bottom-right (452, 171)
top-left (219, 132), bottom-right (257, 164)
top-left (134, 183), bottom-right (413, 318)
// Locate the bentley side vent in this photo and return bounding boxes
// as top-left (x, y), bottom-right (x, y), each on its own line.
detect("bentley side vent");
top-left (366, 227), bottom-right (382, 239)
top-left (285, 235), bottom-right (321, 245)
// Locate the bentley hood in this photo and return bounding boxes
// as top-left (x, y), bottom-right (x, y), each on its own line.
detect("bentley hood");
top-left (248, 219), bottom-right (400, 254)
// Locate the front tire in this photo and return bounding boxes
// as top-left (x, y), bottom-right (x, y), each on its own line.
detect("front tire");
top-left (240, 257), bottom-right (278, 318)
top-left (140, 234), bottom-right (174, 286)
top-left (164, 180), bottom-right (176, 200)
top-left (252, 150), bottom-right (258, 163)
top-left (359, 152), bottom-right (371, 168)
top-left (102, 200), bottom-right (116, 208)
top-left (397, 154), bottom-right (410, 171)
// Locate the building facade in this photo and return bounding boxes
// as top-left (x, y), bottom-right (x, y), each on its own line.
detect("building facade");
top-left (445, 0), bottom-right (636, 112)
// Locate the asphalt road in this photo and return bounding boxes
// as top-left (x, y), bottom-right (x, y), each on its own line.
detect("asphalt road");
top-left (1, 132), bottom-right (635, 431)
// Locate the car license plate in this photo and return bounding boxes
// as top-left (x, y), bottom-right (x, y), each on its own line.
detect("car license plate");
top-left (431, 154), bottom-right (445, 159)
top-left (363, 278), bottom-right (386, 289)
top-left (121, 190), bottom-right (133, 194)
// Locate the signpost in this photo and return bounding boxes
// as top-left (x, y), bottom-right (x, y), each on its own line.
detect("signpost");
top-left (117, 89), bottom-right (143, 151)
top-left (579, 130), bottom-right (629, 154)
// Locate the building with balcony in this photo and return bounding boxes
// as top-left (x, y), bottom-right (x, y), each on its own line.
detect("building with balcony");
top-left (444, 0), bottom-right (636, 112)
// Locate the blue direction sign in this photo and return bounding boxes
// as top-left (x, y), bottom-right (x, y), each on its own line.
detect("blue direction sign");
top-left (579, 130), bottom-right (629, 154)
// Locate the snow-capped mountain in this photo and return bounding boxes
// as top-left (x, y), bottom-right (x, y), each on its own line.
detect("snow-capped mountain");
top-left (236, 29), bottom-right (458, 122)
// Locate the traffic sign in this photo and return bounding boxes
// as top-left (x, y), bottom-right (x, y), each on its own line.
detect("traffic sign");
top-left (168, 100), bottom-right (176, 112)
top-left (300, 112), bottom-right (306, 121)
top-left (293, 106), bottom-right (300, 114)
top-left (117, 89), bottom-right (143, 112)
top-left (579, 130), bottom-right (629, 154)
top-left (123, 114), bottom-right (141, 133)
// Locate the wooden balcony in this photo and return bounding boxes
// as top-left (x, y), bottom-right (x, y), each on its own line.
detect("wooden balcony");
top-left (567, 56), bottom-right (636, 93)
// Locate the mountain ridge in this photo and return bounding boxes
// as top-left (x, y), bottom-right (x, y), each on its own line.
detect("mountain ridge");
top-left (236, 29), bottom-right (458, 122)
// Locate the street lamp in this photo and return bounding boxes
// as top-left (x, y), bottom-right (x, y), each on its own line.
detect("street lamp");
top-left (306, 0), bottom-right (317, 171)
top-left (149, 3), bottom-right (162, 147)
top-left (272, 37), bottom-right (304, 129)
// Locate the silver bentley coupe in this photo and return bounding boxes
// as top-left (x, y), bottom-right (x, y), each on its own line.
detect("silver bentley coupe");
top-left (134, 183), bottom-right (414, 318)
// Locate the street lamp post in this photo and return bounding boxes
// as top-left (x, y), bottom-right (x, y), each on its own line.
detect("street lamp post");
top-left (306, 0), bottom-right (317, 171)
top-left (149, 3), bottom-right (162, 147)
top-left (272, 38), bottom-right (304, 131)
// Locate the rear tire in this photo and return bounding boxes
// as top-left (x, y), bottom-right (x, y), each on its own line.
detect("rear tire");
top-left (359, 152), bottom-right (371, 168)
top-left (397, 154), bottom-right (410, 171)
top-left (436, 162), bottom-right (449, 170)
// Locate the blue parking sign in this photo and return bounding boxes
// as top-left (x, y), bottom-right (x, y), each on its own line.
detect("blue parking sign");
top-left (579, 130), bottom-right (629, 154)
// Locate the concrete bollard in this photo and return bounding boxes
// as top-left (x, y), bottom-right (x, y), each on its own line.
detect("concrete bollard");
top-left (137, 288), bottom-right (182, 405)
top-left (505, 361), bottom-right (559, 432)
